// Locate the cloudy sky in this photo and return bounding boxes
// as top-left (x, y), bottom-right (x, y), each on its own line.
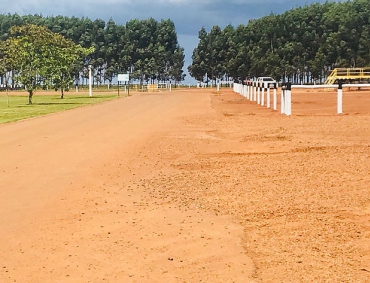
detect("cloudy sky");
top-left (1, 0), bottom-right (334, 83)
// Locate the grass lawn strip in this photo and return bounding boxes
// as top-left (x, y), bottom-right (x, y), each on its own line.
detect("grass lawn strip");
top-left (0, 92), bottom-right (120, 124)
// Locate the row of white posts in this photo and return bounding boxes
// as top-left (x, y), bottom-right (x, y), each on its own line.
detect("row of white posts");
top-left (233, 81), bottom-right (279, 112)
top-left (234, 81), bottom-right (370, 116)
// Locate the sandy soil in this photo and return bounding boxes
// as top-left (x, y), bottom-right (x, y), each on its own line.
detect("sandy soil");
top-left (1, 87), bottom-right (370, 282)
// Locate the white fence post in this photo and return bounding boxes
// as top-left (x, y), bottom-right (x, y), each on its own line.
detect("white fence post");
top-left (234, 81), bottom-right (370, 116)
top-left (281, 83), bottom-right (292, 116)
top-left (261, 87), bottom-right (265, 106)
top-left (281, 85), bottom-right (285, 114)
top-left (253, 83), bottom-right (257, 101)
top-left (337, 82), bottom-right (343, 114)
top-left (286, 87), bottom-right (292, 116)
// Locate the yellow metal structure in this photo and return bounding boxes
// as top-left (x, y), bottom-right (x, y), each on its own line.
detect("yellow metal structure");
top-left (324, 68), bottom-right (370, 84)
top-left (147, 84), bottom-right (157, 91)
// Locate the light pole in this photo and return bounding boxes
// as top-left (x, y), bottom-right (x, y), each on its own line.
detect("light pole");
top-left (88, 65), bottom-right (92, 97)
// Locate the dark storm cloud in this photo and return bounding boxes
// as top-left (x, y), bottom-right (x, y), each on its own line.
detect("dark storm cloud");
top-left (0, 0), bottom-right (334, 35)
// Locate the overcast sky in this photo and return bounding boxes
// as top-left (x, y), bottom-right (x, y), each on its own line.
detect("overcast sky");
top-left (1, 0), bottom-right (334, 83)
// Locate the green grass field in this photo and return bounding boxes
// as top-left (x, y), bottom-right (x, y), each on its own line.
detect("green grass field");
top-left (0, 90), bottom-right (121, 124)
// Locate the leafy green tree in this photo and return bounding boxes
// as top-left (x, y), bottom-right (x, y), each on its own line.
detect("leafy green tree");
top-left (4, 24), bottom-right (53, 104)
top-left (1, 24), bottom-right (93, 103)
top-left (0, 39), bottom-right (18, 104)
top-left (50, 41), bottom-right (94, 98)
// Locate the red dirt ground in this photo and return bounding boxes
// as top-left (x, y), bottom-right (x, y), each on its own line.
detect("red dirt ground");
top-left (1, 87), bottom-right (370, 282)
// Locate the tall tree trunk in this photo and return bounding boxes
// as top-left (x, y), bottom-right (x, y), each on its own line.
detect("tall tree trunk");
top-left (28, 91), bottom-right (33, 105)
top-left (12, 70), bottom-right (15, 89)
top-left (61, 88), bottom-right (64, 99)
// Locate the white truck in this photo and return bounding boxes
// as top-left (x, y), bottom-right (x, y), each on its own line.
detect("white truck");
top-left (257, 77), bottom-right (277, 89)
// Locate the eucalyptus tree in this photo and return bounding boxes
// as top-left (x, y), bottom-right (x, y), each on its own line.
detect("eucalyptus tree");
top-left (206, 25), bottom-right (224, 84)
top-left (170, 46), bottom-right (186, 84)
top-left (124, 18), bottom-right (158, 84)
top-left (188, 27), bottom-right (209, 83)
top-left (357, 25), bottom-right (370, 67)
top-left (220, 24), bottom-right (236, 80)
top-left (226, 24), bottom-right (250, 80)
top-left (124, 19), bottom-right (144, 83)
top-left (0, 14), bottom-right (186, 86)
top-left (121, 18), bottom-right (184, 84)
top-left (156, 19), bottom-right (179, 82)
top-left (352, 0), bottom-right (370, 67)
top-left (189, 0), bottom-right (370, 83)
top-left (188, 46), bottom-right (205, 82)
top-left (104, 18), bottom-right (120, 86)
top-left (84, 18), bottom-right (106, 86)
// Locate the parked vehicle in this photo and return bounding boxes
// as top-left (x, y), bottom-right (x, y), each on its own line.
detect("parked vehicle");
top-left (257, 77), bottom-right (277, 88)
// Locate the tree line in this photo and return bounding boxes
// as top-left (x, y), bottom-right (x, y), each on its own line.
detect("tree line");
top-left (0, 14), bottom-right (185, 90)
top-left (188, 0), bottom-right (370, 84)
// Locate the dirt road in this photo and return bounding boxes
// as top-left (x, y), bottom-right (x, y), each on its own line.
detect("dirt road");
top-left (0, 90), bottom-right (254, 283)
top-left (1, 88), bottom-right (370, 282)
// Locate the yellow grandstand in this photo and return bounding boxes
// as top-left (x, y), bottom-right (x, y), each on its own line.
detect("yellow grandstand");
top-left (324, 67), bottom-right (370, 84)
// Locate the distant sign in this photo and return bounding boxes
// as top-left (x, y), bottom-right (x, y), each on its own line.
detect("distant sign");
top-left (118, 74), bottom-right (129, 82)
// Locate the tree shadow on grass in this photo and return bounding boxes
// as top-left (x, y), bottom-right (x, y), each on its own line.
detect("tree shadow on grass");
top-left (36, 102), bottom-right (83, 105)
top-left (50, 96), bottom-right (112, 100)
top-left (15, 102), bottom-right (82, 107)
top-left (65, 96), bottom-right (106, 99)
